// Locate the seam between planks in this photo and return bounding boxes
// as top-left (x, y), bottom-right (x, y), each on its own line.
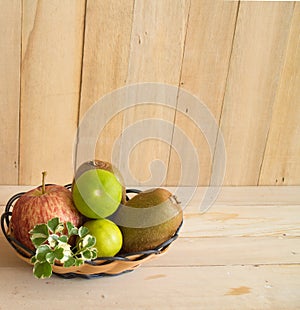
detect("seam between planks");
top-left (74, 0), bottom-right (88, 169)
top-left (166, 0), bottom-right (192, 185)
top-left (17, 0), bottom-right (24, 185)
top-left (257, 2), bottom-right (297, 186)
top-left (210, 0), bottom-right (240, 187)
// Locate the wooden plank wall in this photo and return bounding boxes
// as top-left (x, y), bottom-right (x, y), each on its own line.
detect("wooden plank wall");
top-left (0, 0), bottom-right (21, 184)
top-left (0, 0), bottom-right (299, 187)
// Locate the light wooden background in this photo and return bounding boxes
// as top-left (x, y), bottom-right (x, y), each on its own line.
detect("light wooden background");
top-left (0, 0), bottom-right (299, 187)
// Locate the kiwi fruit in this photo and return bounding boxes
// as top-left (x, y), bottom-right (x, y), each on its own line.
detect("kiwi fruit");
top-left (112, 188), bottom-right (183, 253)
top-left (73, 159), bottom-right (127, 204)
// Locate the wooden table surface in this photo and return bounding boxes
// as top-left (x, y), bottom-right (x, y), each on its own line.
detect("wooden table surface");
top-left (0, 186), bottom-right (299, 309)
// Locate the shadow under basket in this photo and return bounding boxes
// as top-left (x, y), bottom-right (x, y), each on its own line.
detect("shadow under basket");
top-left (1, 186), bottom-right (182, 279)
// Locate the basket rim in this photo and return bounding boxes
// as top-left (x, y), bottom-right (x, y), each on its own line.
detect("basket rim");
top-left (1, 186), bottom-right (182, 279)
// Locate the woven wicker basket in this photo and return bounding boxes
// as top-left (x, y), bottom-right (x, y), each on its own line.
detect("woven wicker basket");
top-left (1, 186), bottom-right (182, 279)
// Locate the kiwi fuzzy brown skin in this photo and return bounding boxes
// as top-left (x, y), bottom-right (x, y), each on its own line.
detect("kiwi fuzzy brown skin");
top-left (115, 188), bottom-right (183, 253)
top-left (72, 160), bottom-right (127, 204)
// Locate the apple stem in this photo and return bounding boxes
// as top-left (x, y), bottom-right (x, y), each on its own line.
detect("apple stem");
top-left (42, 171), bottom-right (47, 194)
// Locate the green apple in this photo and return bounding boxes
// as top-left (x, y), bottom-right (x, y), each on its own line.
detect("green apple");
top-left (83, 219), bottom-right (123, 257)
top-left (73, 160), bottom-right (127, 204)
top-left (72, 169), bottom-right (122, 219)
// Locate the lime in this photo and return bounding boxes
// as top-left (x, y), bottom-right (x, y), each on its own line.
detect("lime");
top-left (83, 219), bottom-right (123, 257)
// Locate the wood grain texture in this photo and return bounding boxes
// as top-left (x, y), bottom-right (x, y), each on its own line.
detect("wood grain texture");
top-left (182, 204), bottom-right (300, 238)
top-left (77, 0), bottom-right (134, 164)
top-left (19, 0), bottom-right (86, 185)
top-left (166, 0), bottom-right (239, 186)
top-left (0, 186), bottom-right (299, 309)
top-left (259, 3), bottom-right (300, 186)
top-left (0, 0), bottom-right (21, 184)
top-left (1, 184), bottom-right (300, 207)
top-left (0, 1), bottom-right (300, 186)
top-left (217, 1), bottom-right (294, 186)
top-left (0, 264), bottom-right (299, 309)
top-left (0, 263), bottom-right (299, 310)
top-left (148, 237), bottom-right (300, 266)
top-left (119, 0), bottom-right (190, 186)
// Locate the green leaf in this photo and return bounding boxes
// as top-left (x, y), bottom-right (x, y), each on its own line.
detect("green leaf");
top-left (74, 258), bottom-right (84, 267)
top-left (81, 250), bottom-right (92, 260)
top-left (53, 247), bottom-right (64, 261)
top-left (91, 249), bottom-right (98, 260)
top-left (30, 224), bottom-right (49, 248)
top-left (81, 235), bottom-right (96, 249)
top-left (66, 222), bottom-right (78, 236)
top-left (33, 261), bottom-right (52, 279)
top-left (32, 238), bottom-right (48, 248)
top-left (81, 248), bottom-right (98, 261)
top-left (45, 252), bottom-right (55, 264)
top-left (47, 217), bottom-right (65, 234)
top-left (36, 245), bottom-right (52, 262)
top-left (47, 217), bottom-right (60, 233)
top-left (58, 235), bottom-right (68, 243)
top-left (57, 243), bottom-right (72, 263)
top-left (63, 257), bottom-right (76, 268)
top-left (78, 226), bottom-right (89, 238)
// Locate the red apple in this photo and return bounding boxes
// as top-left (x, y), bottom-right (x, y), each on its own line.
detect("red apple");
top-left (11, 172), bottom-right (83, 251)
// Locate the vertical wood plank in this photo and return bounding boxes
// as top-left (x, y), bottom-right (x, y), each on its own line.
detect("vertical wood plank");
top-left (259, 3), bottom-right (300, 185)
top-left (19, 0), bottom-right (86, 185)
top-left (0, 0), bottom-right (21, 184)
top-left (79, 0), bottom-right (134, 163)
top-left (216, 1), bottom-right (294, 186)
top-left (166, 0), bottom-right (239, 186)
top-left (120, 0), bottom-right (190, 186)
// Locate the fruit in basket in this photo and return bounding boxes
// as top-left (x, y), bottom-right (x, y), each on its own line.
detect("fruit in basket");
top-left (73, 160), bottom-right (126, 203)
top-left (83, 219), bottom-right (123, 257)
top-left (72, 168), bottom-right (123, 219)
top-left (11, 172), bottom-right (83, 251)
top-left (112, 188), bottom-right (183, 253)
